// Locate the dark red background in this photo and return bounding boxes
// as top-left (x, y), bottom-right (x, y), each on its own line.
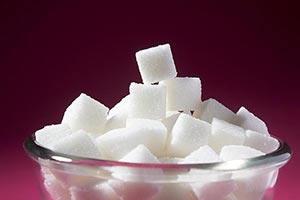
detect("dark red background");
top-left (1, 1), bottom-right (299, 199)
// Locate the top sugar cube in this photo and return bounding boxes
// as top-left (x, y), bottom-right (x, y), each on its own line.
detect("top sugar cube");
top-left (135, 44), bottom-right (177, 84)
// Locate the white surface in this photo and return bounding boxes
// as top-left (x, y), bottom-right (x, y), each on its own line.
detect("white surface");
top-left (209, 118), bottom-right (246, 153)
top-left (193, 98), bottom-right (237, 124)
top-left (168, 113), bottom-right (211, 157)
top-left (35, 123), bottom-right (72, 148)
top-left (62, 93), bottom-right (109, 135)
top-left (160, 77), bottom-right (201, 111)
top-left (135, 44), bottom-right (177, 84)
top-left (128, 82), bottom-right (166, 119)
top-left (51, 130), bottom-right (102, 159)
top-left (236, 106), bottom-right (269, 135)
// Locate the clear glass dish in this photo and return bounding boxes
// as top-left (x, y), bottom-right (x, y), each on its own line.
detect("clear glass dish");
top-left (24, 134), bottom-right (291, 200)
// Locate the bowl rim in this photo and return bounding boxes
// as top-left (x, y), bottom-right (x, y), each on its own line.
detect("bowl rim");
top-left (23, 134), bottom-right (292, 171)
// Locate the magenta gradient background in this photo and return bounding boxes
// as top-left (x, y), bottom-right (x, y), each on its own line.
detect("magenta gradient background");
top-left (1, 1), bottom-right (299, 199)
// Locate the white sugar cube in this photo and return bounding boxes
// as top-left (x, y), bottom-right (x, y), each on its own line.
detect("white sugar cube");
top-left (126, 119), bottom-right (167, 157)
top-left (193, 98), bottom-right (237, 124)
top-left (209, 118), bottom-right (246, 153)
top-left (168, 113), bottom-right (211, 157)
top-left (96, 124), bottom-right (167, 160)
top-left (62, 93), bottom-right (109, 135)
top-left (160, 77), bottom-right (201, 111)
top-left (135, 44), bottom-right (177, 84)
top-left (220, 145), bottom-right (265, 161)
top-left (119, 144), bottom-right (160, 164)
top-left (128, 82), bottom-right (166, 119)
top-left (180, 145), bottom-right (222, 164)
top-left (160, 111), bottom-right (180, 156)
top-left (160, 111), bottom-right (180, 134)
top-left (70, 183), bottom-right (120, 200)
top-left (104, 95), bottom-right (129, 132)
top-left (51, 130), bottom-right (102, 159)
top-left (236, 106), bottom-right (269, 135)
top-left (35, 124), bottom-right (72, 148)
top-left (244, 130), bottom-right (279, 154)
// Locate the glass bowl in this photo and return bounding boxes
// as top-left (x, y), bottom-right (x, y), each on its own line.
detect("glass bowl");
top-left (24, 134), bottom-right (291, 200)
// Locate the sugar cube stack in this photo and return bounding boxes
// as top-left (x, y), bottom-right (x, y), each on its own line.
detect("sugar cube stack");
top-left (34, 43), bottom-right (281, 200)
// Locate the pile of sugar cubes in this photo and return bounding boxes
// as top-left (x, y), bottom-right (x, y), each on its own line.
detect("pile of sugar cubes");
top-left (35, 44), bottom-right (280, 200)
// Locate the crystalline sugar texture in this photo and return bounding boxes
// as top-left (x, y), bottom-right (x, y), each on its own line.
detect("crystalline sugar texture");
top-left (244, 130), bottom-right (279, 154)
top-left (104, 95), bottom-right (129, 132)
top-left (236, 106), bottom-right (269, 135)
top-left (160, 77), bottom-right (201, 111)
top-left (128, 82), bottom-right (166, 119)
top-left (209, 118), bottom-right (245, 153)
top-left (180, 145), bottom-right (222, 164)
top-left (168, 113), bottom-right (211, 157)
top-left (135, 44), bottom-right (177, 84)
top-left (193, 98), bottom-right (237, 124)
top-left (220, 145), bottom-right (265, 161)
top-left (35, 123), bottom-right (72, 148)
top-left (62, 93), bottom-right (109, 134)
top-left (51, 130), bottom-right (102, 159)
top-left (96, 123), bottom-right (167, 159)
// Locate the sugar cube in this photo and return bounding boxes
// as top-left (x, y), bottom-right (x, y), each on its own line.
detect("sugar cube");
top-left (180, 145), bottom-right (222, 164)
top-left (220, 145), bottom-right (265, 161)
top-left (160, 77), bottom-right (201, 111)
top-left (135, 44), bottom-right (177, 84)
top-left (168, 113), bottom-right (211, 157)
top-left (209, 118), bottom-right (245, 153)
top-left (236, 106), bottom-right (269, 135)
top-left (128, 82), bottom-right (166, 119)
top-left (96, 123), bottom-right (167, 159)
top-left (51, 130), bottom-right (102, 159)
top-left (244, 130), bottom-right (279, 154)
top-left (62, 93), bottom-right (109, 135)
top-left (193, 98), bottom-right (237, 124)
top-left (104, 95), bottom-right (129, 132)
top-left (35, 124), bottom-right (72, 148)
